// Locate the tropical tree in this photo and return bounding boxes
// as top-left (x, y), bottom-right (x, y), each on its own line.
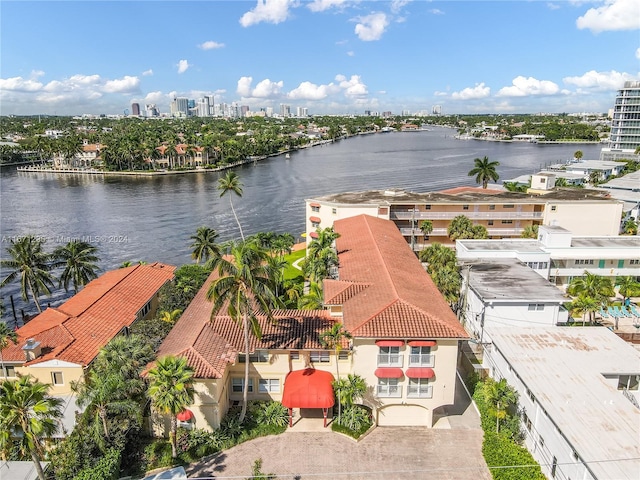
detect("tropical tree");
top-left (206, 240), bottom-right (280, 423)
top-left (303, 227), bottom-right (340, 283)
top-left (430, 265), bottom-right (462, 305)
top-left (567, 272), bottom-right (615, 323)
top-left (573, 150), bottom-right (583, 161)
top-left (297, 282), bottom-right (324, 310)
top-left (481, 377), bottom-right (518, 433)
top-left (447, 215), bottom-right (488, 241)
top-left (52, 240), bottom-right (100, 292)
top-left (617, 276), bottom-right (640, 305)
top-left (419, 220), bottom-right (433, 237)
top-left (92, 333), bottom-right (155, 380)
top-left (419, 242), bottom-right (456, 267)
top-left (147, 355), bottom-right (195, 458)
top-left (0, 235), bottom-right (56, 313)
top-left (73, 371), bottom-right (143, 451)
top-left (190, 226), bottom-right (220, 264)
top-left (319, 323), bottom-right (352, 378)
top-left (218, 171), bottom-right (245, 241)
top-left (554, 177), bottom-right (568, 187)
top-left (0, 322), bottom-right (18, 379)
top-left (569, 294), bottom-right (600, 327)
top-left (468, 156), bottom-right (500, 189)
top-left (622, 218), bottom-right (638, 235)
top-left (0, 376), bottom-right (63, 480)
top-left (521, 224), bottom-right (539, 239)
top-left (332, 374), bottom-right (366, 423)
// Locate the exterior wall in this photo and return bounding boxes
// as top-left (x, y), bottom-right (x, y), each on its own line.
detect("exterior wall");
top-left (17, 361), bottom-right (85, 396)
top-left (351, 338), bottom-right (459, 427)
top-left (306, 201), bottom-right (380, 246)
top-left (542, 201), bottom-right (623, 236)
top-left (550, 256), bottom-right (640, 288)
top-left (483, 345), bottom-right (595, 480)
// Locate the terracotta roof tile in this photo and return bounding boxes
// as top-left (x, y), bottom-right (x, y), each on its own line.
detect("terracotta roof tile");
top-left (323, 280), bottom-right (371, 305)
top-left (332, 215), bottom-right (468, 339)
top-left (4, 263), bottom-right (175, 366)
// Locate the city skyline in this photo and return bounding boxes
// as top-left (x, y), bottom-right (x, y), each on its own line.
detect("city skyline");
top-left (1, 0), bottom-right (639, 116)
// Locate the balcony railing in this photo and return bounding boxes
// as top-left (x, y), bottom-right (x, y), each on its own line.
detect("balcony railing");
top-left (391, 211), bottom-right (543, 221)
top-left (377, 354), bottom-right (403, 367)
top-left (408, 354), bottom-right (434, 367)
top-left (377, 385), bottom-right (402, 398)
top-left (407, 385), bottom-right (433, 398)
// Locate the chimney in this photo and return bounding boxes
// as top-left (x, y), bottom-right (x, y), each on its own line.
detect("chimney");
top-left (22, 338), bottom-right (42, 361)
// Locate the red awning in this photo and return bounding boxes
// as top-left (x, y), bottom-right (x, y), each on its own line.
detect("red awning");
top-left (309, 216), bottom-right (321, 223)
top-left (408, 340), bottom-right (437, 347)
top-left (375, 340), bottom-right (404, 347)
top-left (406, 368), bottom-right (435, 379)
top-left (282, 368), bottom-right (335, 409)
top-left (374, 368), bottom-right (404, 378)
top-left (176, 409), bottom-right (194, 421)
top-left (310, 203), bottom-right (321, 208)
top-left (309, 232), bottom-right (319, 239)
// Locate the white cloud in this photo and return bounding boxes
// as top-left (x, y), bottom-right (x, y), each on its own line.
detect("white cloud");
top-left (308, 0), bottom-right (349, 13)
top-left (336, 74), bottom-right (368, 97)
top-left (142, 69), bottom-right (153, 76)
top-left (144, 91), bottom-right (166, 103)
top-left (390, 0), bottom-right (412, 14)
top-left (636, 47), bottom-right (640, 59)
top-left (240, 0), bottom-right (294, 27)
top-left (576, 0), bottom-right (640, 33)
top-left (429, 9), bottom-right (444, 15)
top-left (563, 70), bottom-right (637, 90)
top-left (103, 76), bottom-right (140, 94)
top-left (177, 60), bottom-right (190, 74)
top-left (199, 41), bottom-right (225, 50)
top-left (547, 3), bottom-right (561, 11)
top-left (496, 76), bottom-right (560, 97)
top-left (354, 12), bottom-right (389, 41)
top-left (0, 76), bottom-right (44, 92)
top-left (451, 83), bottom-right (490, 100)
top-left (288, 81), bottom-right (339, 100)
top-left (236, 76), bottom-right (284, 98)
top-left (346, 51), bottom-right (355, 57)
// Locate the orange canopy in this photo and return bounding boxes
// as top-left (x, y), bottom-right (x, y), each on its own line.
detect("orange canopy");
top-left (282, 368), bottom-right (335, 409)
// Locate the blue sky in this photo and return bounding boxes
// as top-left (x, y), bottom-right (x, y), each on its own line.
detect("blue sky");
top-left (1, 0), bottom-right (639, 116)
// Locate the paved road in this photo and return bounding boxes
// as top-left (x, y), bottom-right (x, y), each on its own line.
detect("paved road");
top-left (186, 374), bottom-right (491, 480)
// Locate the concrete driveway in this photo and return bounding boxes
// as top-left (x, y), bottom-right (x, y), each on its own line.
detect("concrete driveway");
top-left (187, 375), bottom-right (491, 480)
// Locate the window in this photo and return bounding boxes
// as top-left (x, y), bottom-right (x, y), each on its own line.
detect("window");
top-left (462, 205), bottom-right (469, 210)
top-left (51, 372), bottom-right (64, 385)
top-left (338, 350), bottom-right (349, 360)
top-left (409, 346), bottom-right (433, 366)
top-left (378, 346), bottom-right (402, 366)
top-left (501, 220), bottom-right (513, 224)
top-left (289, 351), bottom-right (300, 360)
top-left (503, 204), bottom-right (514, 209)
top-left (238, 350), bottom-right (269, 363)
top-left (539, 435), bottom-right (545, 449)
top-left (377, 378), bottom-right (401, 397)
top-left (574, 259), bottom-right (594, 266)
top-left (232, 378), bottom-right (253, 393)
top-left (551, 205), bottom-right (557, 211)
top-left (332, 208), bottom-right (337, 215)
top-left (618, 375), bottom-right (640, 391)
top-left (551, 457), bottom-right (558, 478)
top-left (528, 389), bottom-right (535, 402)
top-left (3, 365), bottom-right (16, 377)
top-left (425, 205), bottom-right (431, 210)
top-left (378, 207), bottom-right (388, 216)
top-left (310, 351), bottom-right (330, 363)
top-left (528, 303), bottom-right (544, 311)
top-left (138, 300), bottom-right (152, 319)
top-left (258, 379), bottom-right (280, 393)
top-left (311, 205), bottom-right (320, 212)
top-left (407, 378), bottom-right (432, 398)
top-left (311, 221), bottom-right (320, 228)
top-left (487, 220), bottom-right (494, 226)
top-left (522, 411), bottom-right (532, 431)
top-left (630, 259), bottom-right (640, 265)
top-left (489, 205), bottom-right (495, 210)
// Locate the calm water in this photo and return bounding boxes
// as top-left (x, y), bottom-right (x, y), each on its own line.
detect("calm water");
top-left (0, 127), bottom-right (602, 317)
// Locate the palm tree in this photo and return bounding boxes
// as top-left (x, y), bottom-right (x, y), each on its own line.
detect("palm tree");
top-left (447, 215), bottom-right (487, 241)
top-left (0, 376), bottom-right (63, 480)
top-left (147, 355), bottom-right (195, 458)
top-left (206, 240), bottom-right (280, 423)
top-left (574, 150), bottom-right (583, 161)
top-left (419, 220), bottom-right (433, 237)
top-left (567, 272), bottom-right (614, 323)
top-left (622, 218), bottom-right (638, 235)
top-left (0, 235), bottom-right (56, 313)
top-left (482, 378), bottom-right (517, 433)
top-left (569, 294), bottom-right (600, 327)
top-left (617, 276), bottom-right (640, 305)
top-left (218, 171), bottom-right (245, 241)
top-left (52, 240), bottom-right (100, 293)
top-left (304, 227), bottom-right (340, 283)
top-left (468, 156), bottom-right (500, 189)
top-left (92, 333), bottom-right (155, 380)
top-left (190, 226), bottom-right (220, 264)
top-left (297, 282), bottom-right (324, 310)
top-left (554, 177), bottom-right (568, 187)
top-left (73, 371), bottom-right (143, 451)
top-left (0, 322), bottom-right (18, 379)
top-left (520, 224), bottom-right (539, 239)
top-left (332, 374), bottom-right (366, 423)
top-left (319, 323), bottom-right (352, 378)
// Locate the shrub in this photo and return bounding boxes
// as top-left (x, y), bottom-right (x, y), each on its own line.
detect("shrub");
top-left (336, 405), bottom-right (371, 432)
top-left (483, 431), bottom-right (545, 480)
top-left (74, 448), bottom-right (122, 480)
top-left (252, 401), bottom-right (289, 428)
top-left (186, 428), bottom-right (223, 458)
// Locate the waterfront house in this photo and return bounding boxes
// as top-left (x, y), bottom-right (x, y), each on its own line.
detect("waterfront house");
top-left (305, 186), bottom-right (623, 251)
top-left (154, 214), bottom-right (467, 433)
top-left (154, 143), bottom-right (208, 169)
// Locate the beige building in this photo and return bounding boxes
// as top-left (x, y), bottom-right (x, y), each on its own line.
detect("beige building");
top-left (1, 263), bottom-right (175, 396)
top-left (306, 186), bottom-right (623, 251)
top-left (155, 214), bottom-right (468, 433)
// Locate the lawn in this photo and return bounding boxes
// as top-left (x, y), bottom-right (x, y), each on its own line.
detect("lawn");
top-left (283, 248), bottom-right (306, 280)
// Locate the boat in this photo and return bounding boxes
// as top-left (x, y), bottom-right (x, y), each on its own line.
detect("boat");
top-left (285, 153), bottom-right (291, 159)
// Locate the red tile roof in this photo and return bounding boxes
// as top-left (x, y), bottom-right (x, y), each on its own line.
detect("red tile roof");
top-left (332, 215), bottom-right (468, 339)
top-left (3, 263), bottom-right (175, 366)
top-left (157, 270), bottom-right (341, 379)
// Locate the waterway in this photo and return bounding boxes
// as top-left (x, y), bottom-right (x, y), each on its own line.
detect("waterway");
top-left (0, 127), bottom-right (602, 318)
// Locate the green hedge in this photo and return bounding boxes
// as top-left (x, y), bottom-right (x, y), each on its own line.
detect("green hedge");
top-left (74, 448), bottom-right (122, 480)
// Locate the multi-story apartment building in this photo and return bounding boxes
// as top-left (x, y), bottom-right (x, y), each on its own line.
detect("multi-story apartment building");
top-left (155, 215), bottom-right (467, 433)
top-left (306, 186), bottom-right (623, 251)
top-left (601, 80), bottom-right (640, 162)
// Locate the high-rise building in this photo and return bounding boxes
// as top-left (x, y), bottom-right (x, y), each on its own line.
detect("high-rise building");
top-left (170, 97), bottom-right (189, 117)
top-left (432, 105), bottom-right (442, 115)
top-left (207, 95), bottom-right (215, 116)
top-left (145, 104), bottom-right (159, 117)
top-left (601, 81), bottom-right (640, 161)
top-left (296, 106), bottom-right (308, 117)
top-left (280, 104), bottom-right (291, 118)
top-left (197, 97), bottom-right (210, 117)
top-left (131, 103), bottom-right (140, 116)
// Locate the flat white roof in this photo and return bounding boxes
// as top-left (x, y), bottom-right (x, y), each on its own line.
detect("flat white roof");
top-left (488, 327), bottom-right (640, 480)
top-left (600, 170), bottom-right (640, 192)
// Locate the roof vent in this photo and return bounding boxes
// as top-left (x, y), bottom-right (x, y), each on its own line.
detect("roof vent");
top-left (22, 338), bottom-right (42, 361)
